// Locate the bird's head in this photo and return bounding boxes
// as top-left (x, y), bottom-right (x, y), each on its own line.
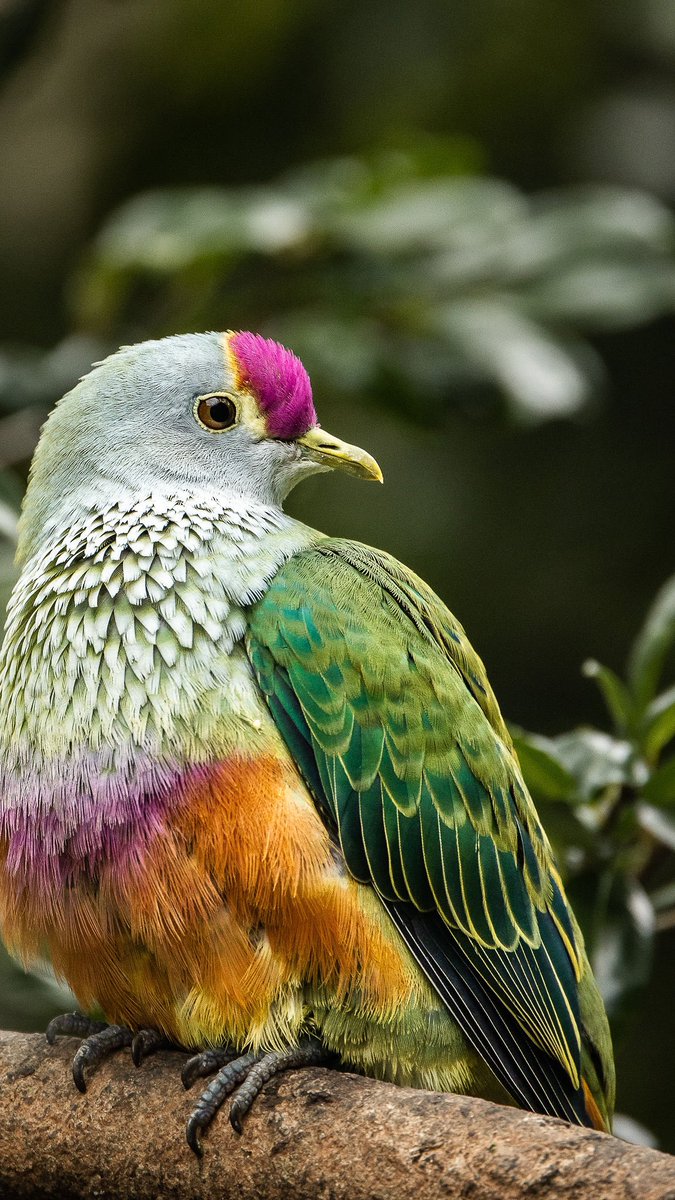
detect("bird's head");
top-left (18, 330), bottom-right (382, 558)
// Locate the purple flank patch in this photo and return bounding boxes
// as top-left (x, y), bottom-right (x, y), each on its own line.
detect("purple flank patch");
top-left (229, 331), bottom-right (317, 439)
top-left (0, 750), bottom-right (189, 899)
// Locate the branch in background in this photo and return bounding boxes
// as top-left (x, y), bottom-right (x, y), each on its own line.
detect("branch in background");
top-left (0, 1030), bottom-right (674, 1199)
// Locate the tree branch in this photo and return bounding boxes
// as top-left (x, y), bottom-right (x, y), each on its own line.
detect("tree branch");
top-left (1, 1030), bottom-right (674, 1199)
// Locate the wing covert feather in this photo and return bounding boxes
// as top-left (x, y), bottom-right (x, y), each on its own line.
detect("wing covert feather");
top-left (246, 538), bottom-right (589, 1121)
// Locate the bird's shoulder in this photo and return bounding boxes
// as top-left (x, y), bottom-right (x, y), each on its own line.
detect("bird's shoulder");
top-left (246, 533), bottom-right (560, 928)
top-left (249, 535), bottom-right (512, 748)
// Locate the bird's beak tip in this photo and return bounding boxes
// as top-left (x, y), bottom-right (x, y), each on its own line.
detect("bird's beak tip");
top-left (297, 427), bottom-right (383, 484)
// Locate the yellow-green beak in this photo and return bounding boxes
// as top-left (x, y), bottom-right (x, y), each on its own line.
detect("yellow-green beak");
top-left (296, 427), bottom-right (383, 483)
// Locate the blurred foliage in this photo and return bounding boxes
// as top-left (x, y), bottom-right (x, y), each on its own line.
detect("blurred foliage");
top-left (76, 152), bottom-right (675, 424)
top-left (2, 150), bottom-right (674, 428)
top-left (514, 575), bottom-right (675, 1034)
top-left (0, 941), bottom-right (74, 1034)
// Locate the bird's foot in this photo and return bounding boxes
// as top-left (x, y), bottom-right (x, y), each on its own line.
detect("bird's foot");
top-left (184, 1036), bottom-right (330, 1155)
top-left (46, 1011), bottom-right (179, 1092)
top-left (131, 1028), bottom-right (177, 1066)
top-left (181, 1044), bottom-right (240, 1089)
top-left (48, 1014), bottom-right (333, 1153)
top-left (45, 1011), bottom-right (108, 1044)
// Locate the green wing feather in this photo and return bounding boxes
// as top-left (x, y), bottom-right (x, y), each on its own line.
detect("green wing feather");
top-left (246, 538), bottom-right (613, 1126)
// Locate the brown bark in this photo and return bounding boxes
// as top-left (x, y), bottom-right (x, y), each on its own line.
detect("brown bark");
top-left (0, 1029), bottom-right (674, 1200)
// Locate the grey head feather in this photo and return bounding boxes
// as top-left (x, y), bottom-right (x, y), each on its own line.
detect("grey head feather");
top-left (18, 332), bottom-right (323, 564)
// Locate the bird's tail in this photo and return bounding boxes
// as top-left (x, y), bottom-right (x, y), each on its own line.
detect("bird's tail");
top-left (582, 1077), bottom-right (611, 1133)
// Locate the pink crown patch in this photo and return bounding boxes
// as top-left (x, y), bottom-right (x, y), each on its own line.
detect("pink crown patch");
top-left (228, 331), bottom-right (317, 440)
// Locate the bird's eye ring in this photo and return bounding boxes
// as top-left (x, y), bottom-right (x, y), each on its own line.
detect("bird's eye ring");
top-left (194, 394), bottom-right (237, 432)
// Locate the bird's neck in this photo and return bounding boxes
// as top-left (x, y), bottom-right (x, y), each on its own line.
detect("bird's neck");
top-left (0, 488), bottom-right (315, 769)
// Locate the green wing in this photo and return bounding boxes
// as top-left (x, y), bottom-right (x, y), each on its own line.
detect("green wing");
top-left (246, 538), bottom-right (605, 1125)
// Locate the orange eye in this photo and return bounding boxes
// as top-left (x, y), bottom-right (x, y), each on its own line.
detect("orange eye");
top-left (195, 394), bottom-right (237, 432)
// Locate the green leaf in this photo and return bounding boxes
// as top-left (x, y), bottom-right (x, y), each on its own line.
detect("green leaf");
top-left (73, 164), bottom-right (675, 428)
top-left (0, 498), bottom-right (18, 542)
top-left (527, 188), bottom-right (674, 264)
top-left (649, 879), bottom-right (675, 914)
top-left (611, 1114), bottom-right (658, 1149)
top-left (552, 729), bottom-right (636, 801)
top-left (628, 574), bottom-right (675, 711)
top-left (534, 797), bottom-right (600, 873)
top-left (526, 259), bottom-right (675, 330)
top-left (641, 684), bottom-right (675, 762)
top-left (588, 874), bottom-right (654, 1020)
top-left (641, 756), bottom-right (675, 806)
top-left (333, 177), bottom-right (524, 256)
top-left (582, 659), bottom-right (634, 735)
top-left (637, 803), bottom-right (675, 850)
top-left (429, 300), bottom-right (593, 422)
top-left (95, 187), bottom-right (314, 271)
top-left (512, 732), bottom-right (577, 801)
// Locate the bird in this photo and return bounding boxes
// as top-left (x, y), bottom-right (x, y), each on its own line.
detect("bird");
top-left (0, 330), bottom-right (614, 1152)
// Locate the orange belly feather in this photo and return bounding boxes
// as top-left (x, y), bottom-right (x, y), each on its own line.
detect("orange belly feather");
top-left (0, 754), bottom-right (417, 1050)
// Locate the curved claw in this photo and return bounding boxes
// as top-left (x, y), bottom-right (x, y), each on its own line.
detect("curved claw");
top-left (186, 1112), bottom-right (206, 1157)
top-left (228, 1041), bottom-right (327, 1135)
top-left (72, 1048), bottom-right (89, 1094)
top-left (71, 1024), bottom-right (133, 1093)
top-left (46, 1012), bottom-right (107, 1046)
top-left (131, 1029), bottom-right (172, 1067)
top-left (181, 1047), bottom-right (237, 1090)
top-left (229, 1106), bottom-right (245, 1136)
top-left (186, 1053), bottom-right (257, 1153)
top-left (186, 1038), bottom-right (330, 1154)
